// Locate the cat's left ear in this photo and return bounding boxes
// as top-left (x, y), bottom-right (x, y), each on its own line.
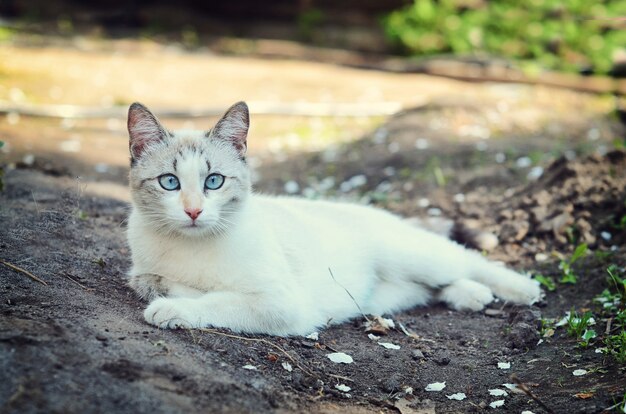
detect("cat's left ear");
top-left (128, 102), bottom-right (168, 164)
top-left (211, 101), bottom-right (249, 156)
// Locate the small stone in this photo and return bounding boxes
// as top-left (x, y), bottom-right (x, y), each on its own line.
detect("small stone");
top-left (508, 323), bottom-right (540, 349)
top-left (435, 356), bottom-right (450, 366)
top-left (382, 374), bottom-right (402, 393)
top-left (412, 349), bottom-right (425, 360)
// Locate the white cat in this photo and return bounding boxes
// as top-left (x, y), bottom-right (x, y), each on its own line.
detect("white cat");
top-left (126, 101), bottom-right (540, 336)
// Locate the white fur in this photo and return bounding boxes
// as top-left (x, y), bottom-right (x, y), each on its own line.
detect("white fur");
top-left (127, 102), bottom-right (541, 336)
top-left (128, 185), bottom-right (541, 336)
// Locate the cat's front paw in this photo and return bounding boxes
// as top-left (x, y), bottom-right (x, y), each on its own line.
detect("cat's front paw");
top-left (439, 279), bottom-right (494, 311)
top-left (144, 297), bottom-right (201, 329)
top-left (494, 276), bottom-right (541, 306)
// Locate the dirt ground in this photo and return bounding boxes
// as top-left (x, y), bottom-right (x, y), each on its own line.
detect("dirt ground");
top-left (1, 38), bottom-right (626, 413)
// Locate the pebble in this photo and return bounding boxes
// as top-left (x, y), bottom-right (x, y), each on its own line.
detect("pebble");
top-left (527, 166), bottom-right (544, 180)
top-left (427, 208), bottom-right (442, 217)
top-left (412, 349), bottom-right (425, 360)
top-left (415, 138), bottom-right (430, 150)
top-left (22, 154), bottom-right (35, 166)
top-left (284, 181), bottom-right (300, 194)
top-left (516, 156), bottom-right (532, 168)
top-left (435, 356), bottom-right (450, 366)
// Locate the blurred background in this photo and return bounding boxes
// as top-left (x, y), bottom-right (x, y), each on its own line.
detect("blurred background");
top-left (0, 0), bottom-right (624, 206)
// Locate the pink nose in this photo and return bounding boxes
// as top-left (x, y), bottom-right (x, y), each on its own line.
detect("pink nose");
top-left (185, 208), bottom-right (202, 220)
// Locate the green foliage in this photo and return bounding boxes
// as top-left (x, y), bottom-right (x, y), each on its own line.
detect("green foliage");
top-left (607, 264), bottom-right (626, 304)
top-left (566, 310), bottom-right (594, 338)
top-left (383, 0), bottom-right (626, 74)
top-left (594, 265), bottom-right (626, 364)
top-left (534, 274), bottom-right (556, 291)
top-left (605, 330), bottom-right (626, 363)
top-left (298, 8), bottom-right (325, 41)
top-left (559, 243), bottom-right (587, 284)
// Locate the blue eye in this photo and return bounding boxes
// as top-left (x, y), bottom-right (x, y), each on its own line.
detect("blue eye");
top-left (158, 174), bottom-right (180, 191)
top-left (205, 174), bottom-right (225, 190)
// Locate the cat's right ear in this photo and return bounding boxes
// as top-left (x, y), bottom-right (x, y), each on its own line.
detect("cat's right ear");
top-left (128, 102), bottom-right (167, 164)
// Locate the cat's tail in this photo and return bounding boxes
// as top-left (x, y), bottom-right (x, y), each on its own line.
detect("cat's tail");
top-left (406, 216), bottom-right (499, 252)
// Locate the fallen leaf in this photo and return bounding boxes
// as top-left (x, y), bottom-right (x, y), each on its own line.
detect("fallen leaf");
top-left (327, 352), bottom-right (353, 364)
top-left (574, 392), bottom-right (594, 399)
top-left (365, 316), bottom-right (395, 335)
top-left (425, 382), bottom-right (446, 392)
top-left (489, 399), bottom-right (505, 408)
top-left (267, 353), bottom-right (278, 362)
top-left (378, 342), bottom-right (401, 350)
top-left (446, 393), bottom-right (466, 400)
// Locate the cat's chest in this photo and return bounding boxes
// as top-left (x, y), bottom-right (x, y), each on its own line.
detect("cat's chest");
top-left (134, 236), bottom-right (233, 288)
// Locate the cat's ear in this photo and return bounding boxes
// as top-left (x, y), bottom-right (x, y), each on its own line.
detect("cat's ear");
top-left (128, 102), bottom-right (168, 163)
top-left (211, 101), bottom-right (249, 156)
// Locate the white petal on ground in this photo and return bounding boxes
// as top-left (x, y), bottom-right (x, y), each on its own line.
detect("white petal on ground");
top-left (242, 365), bottom-right (257, 370)
top-left (404, 386), bottom-right (414, 395)
top-left (521, 411), bottom-right (536, 414)
top-left (489, 389), bottom-right (508, 397)
top-left (367, 333), bottom-right (380, 340)
top-left (335, 384), bottom-right (351, 392)
top-left (425, 382), bottom-right (446, 392)
top-left (327, 352), bottom-right (354, 364)
top-left (378, 342), bottom-right (401, 350)
top-left (572, 369), bottom-right (587, 376)
top-left (502, 383), bottom-right (517, 390)
top-left (281, 362), bottom-right (292, 372)
top-left (489, 400), bottom-right (505, 408)
top-left (497, 362), bottom-right (511, 369)
top-left (305, 332), bottom-right (319, 341)
top-left (555, 312), bottom-right (571, 327)
top-left (446, 393), bottom-right (466, 400)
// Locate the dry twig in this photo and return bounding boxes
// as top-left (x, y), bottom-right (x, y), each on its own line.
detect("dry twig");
top-left (328, 268), bottom-right (370, 323)
top-left (61, 272), bottom-right (93, 291)
top-left (511, 374), bottom-right (555, 414)
top-left (0, 259), bottom-right (48, 286)
top-left (199, 328), bottom-right (318, 378)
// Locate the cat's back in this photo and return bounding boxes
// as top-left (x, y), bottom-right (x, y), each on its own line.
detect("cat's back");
top-left (249, 193), bottom-right (402, 238)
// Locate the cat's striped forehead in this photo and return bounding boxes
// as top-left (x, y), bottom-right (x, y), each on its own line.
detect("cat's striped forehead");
top-left (130, 129), bottom-right (246, 182)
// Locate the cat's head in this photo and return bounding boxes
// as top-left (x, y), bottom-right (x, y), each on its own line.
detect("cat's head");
top-left (127, 102), bottom-right (251, 238)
